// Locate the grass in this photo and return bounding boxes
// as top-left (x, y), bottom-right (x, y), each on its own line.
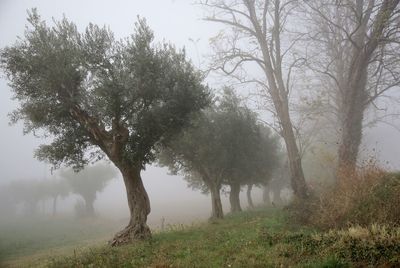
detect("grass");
top-left (300, 169), bottom-right (400, 229)
top-left (0, 216), bottom-right (120, 267)
top-left (49, 208), bottom-right (290, 268)
top-left (3, 208), bottom-right (400, 267)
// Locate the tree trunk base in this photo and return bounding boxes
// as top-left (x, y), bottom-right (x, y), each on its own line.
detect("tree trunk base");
top-left (229, 183), bottom-right (242, 213)
top-left (109, 223), bottom-right (151, 246)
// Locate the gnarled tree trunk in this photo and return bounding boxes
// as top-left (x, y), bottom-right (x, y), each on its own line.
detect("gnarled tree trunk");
top-left (229, 183), bottom-right (242, 213)
top-left (209, 182), bottom-right (223, 219)
top-left (246, 184), bottom-right (254, 208)
top-left (110, 166), bottom-right (151, 246)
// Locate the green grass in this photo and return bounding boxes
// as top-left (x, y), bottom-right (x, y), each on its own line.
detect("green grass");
top-left (0, 216), bottom-right (119, 267)
top-left (49, 209), bottom-right (290, 268)
top-left (4, 208), bottom-right (400, 267)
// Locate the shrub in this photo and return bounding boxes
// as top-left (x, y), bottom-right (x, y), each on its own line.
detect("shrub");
top-left (258, 225), bottom-right (400, 267)
top-left (292, 163), bottom-right (400, 229)
top-left (350, 172), bottom-right (400, 226)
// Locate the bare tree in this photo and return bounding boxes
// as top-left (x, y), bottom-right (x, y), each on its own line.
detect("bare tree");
top-left (304, 0), bottom-right (400, 175)
top-left (200, 0), bottom-right (309, 199)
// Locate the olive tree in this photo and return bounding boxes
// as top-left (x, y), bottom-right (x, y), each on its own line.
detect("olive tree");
top-left (59, 163), bottom-right (116, 217)
top-left (158, 109), bottom-right (227, 219)
top-left (0, 185), bottom-right (17, 217)
top-left (0, 11), bottom-right (209, 245)
top-left (241, 125), bottom-right (280, 209)
top-left (44, 177), bottom-right (70, 216)
top-left (217, 89), bottom-right (262, 213)
top-left (262, 159), bottom-right (290, 205)
top-left (221, 108), bottom-right (279, 212)
top-left (8, 179), bottom-right (47, 215)
top-left (159, 89), bottom-right (278, 216)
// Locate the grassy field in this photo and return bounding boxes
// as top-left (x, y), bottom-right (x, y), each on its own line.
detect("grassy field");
top-left (0, 216), bottom-right (120, 267)
top-left (2, 208), bottom-right (400, 267)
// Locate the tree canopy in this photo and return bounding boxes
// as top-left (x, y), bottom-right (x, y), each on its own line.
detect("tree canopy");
top-left (59, 163), bottom-right (117, 216)
top-left (159, 88), bottom-right (280, 217)
top-left (1, 10), bottom-right (210, 171)
top-left (1, 10), bottom-right (210, 244)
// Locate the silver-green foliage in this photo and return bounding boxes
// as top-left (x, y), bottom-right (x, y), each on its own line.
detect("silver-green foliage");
top-left (1, 9), bottom-right (210, 171)
top-left (159, 88), bottom-right (280, 192)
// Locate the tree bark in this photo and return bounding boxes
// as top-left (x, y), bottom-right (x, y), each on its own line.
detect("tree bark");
top-left (209, 182), bottom-right (223, 219)
top-left (247, 184), bottom-right (254, 208)
top-left (337, 27), bottom-right (369, 176)
top-left (251, 2), bottom-right (309, 200)
top-left (285, 129), bottom-right (308, 199)
top-left (337, 91), bottom-right (365, 176)
top-left (229, 183), bottom-right (242, 213)
top-left (278, 104), bottom-right (309, 199)
top-left (204, 0), bottom-right (310, 200)
top-left (110, 166), bottom-right (151, 246)
top-left (336, 0), bottom-right (400, 177)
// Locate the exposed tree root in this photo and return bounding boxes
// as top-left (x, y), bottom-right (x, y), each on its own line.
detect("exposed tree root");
top-left (109, 223), bottom-right (151, 246)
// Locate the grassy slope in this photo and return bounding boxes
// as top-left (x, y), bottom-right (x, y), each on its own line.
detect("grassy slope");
top-left (46, 208), bottom-right (344, 268)
top-left (4, 208), bottom-right (400, 267)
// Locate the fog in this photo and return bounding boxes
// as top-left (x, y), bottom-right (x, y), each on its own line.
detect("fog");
top-left (0, 0), bottom-right (400, 265)
top-left (0, 0), bottom-right (209, 218)
top-left (0, 0), bottom-right (265, 230)
top-left (0, 0), bottom-right (213, 182)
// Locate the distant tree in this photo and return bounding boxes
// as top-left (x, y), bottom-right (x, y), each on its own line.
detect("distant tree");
top-left (0, 11), bottom-right (210, 245)
top-left (200, 0), bottom-right (310, 199)
top-left (245, 125), bottom-right (280, 209)
top-left (246, 184), bottom-right (255, 208)
top-left (8, 179), bottom-right (47, 215)
top-left (218, 90), bottom-right (262, 213)
top-left (159, 89), bottom-right (279, 217)
top-left (263, 160), bottom-right (291, 206)
top-left (159, 109), bottom-right (226, 219)
top-left (225, 120), bottom-right (279, 212)
top-left (0, 184), bottom-right (17, 217)
top-left (44, 177), bottom-right (70, 216)
top-left (304, 0), bottom-right (400, 175)
top-left (60, 163), bottom-right (116, 217)
top-left (4, 178), bottom-right (70, 217)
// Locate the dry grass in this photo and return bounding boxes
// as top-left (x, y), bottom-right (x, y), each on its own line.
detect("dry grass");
top-left (313, 164), bottom-right (385, 228)
top-left (294, 162), bottom-right (400, 229)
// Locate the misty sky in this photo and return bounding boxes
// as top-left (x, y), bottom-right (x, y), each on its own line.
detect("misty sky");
top-left (0, 0), bottom-right (399, 222)
top-left (0, 0), bottom-right (229, 224)
top-left (0, 0), bottom-right (216, 182)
